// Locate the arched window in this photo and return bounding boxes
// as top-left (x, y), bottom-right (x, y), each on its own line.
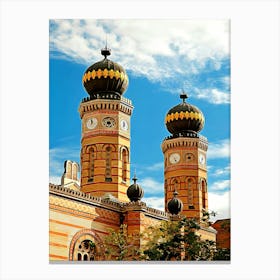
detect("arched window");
top-left (76, 240), bottom-right (96, 262)
top-left (77, 253), bottom-right (82, 261)
top-left (105, 146), bottom-right (112, 182)
top-left (121, 148), bottom-right (128, 183)
top-left (187, 178), bottom-right (194, 209)
top-left (202, 180), bottom-right (207, 209)
top-left (171, 178), bottom-right (179, 192)
top-left (88, 147), bottom-right (94, 182)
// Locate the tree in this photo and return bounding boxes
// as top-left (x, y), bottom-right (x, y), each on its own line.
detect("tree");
top-left (140, 217), bottom-right (216, 261)
top-left (213, 248), bottom-right (230, 260)
top-left (103, 213), bottom-right (230, 261)
top-left (104, 224), bottom-right (140, 260)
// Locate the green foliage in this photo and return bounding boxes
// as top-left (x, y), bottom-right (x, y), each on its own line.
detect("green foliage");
top-left (104, 224), bottom-right (140, 261)
top-left (103, 212), bottom-right (229, 261)
top-left (141, 217), bottom-right (216, 261)
top-left (89, 240), bottom-right (95, 249)
top-left (213, 248), bottom-right (231, 260)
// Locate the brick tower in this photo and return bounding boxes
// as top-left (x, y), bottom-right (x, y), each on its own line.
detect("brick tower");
top-left (162, 93), bottom-right (208, 219)
top-left (79, 47), bottom-right (133, 202)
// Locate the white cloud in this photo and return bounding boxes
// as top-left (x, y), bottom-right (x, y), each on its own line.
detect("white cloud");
top-left (144, 196), bottom-right (165, 211)
top-left (208, 139), bottom-right (230, 159)
top-left (49, 176), bottom-right (61, 185)
top-left (213, 165), bottom-right (231, 177)
top-left (138, 177), bottom-right (163, 196)
top-left (49, 146), bottom-right (80, 181)
top-left (145, 162), bottom-right (163, 171)
top-left (196, 88), bottom-right (230, 104)
top-left (50, 19), bottom-right (230, 101)
top-left (208, 191), bottom-right (230, 222)
top-left (210, 179), bottom-right (230, 191)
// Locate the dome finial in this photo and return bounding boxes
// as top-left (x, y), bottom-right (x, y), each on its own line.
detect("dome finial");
top-left (127, 174), bottom-right (144, 202)
top-left (101, 35), bottom-right (111, 58)
top-left (167, 190), bottom-right (183, 215)
top-left (133, 171), bottom-right (138, 184)
top-left (180, 90), bottom-right (188, 103)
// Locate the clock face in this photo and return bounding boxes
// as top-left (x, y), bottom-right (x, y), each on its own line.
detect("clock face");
top-left (120, 119), bottom-right (128, 131)
top-left (86, 117), bottom-right (98, 129)
top-left (102, 117), bottom-right (116, 128)
top-left (169, 153), bottom-right (180, 164)
top-left (199, 153), bottom-right (205, 165)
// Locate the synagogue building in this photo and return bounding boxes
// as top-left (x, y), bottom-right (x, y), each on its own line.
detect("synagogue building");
top-left (49, 46), bottom-right (218, 261)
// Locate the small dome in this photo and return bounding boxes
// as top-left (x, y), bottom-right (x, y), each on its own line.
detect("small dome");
top-left (82, 47), bottom-right (129, 99)
top-left (127, 175), bottom-right (144, 202)
top-left (165, 93), bottom-right (205, 136)
top-left (167, 190), bottom-right (183, 215)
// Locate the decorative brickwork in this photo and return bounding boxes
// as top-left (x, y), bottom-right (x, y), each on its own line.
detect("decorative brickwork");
top-left (212, 219), bottom-right (230, 249)
top-left (69, 229), bottom-right (105, 261)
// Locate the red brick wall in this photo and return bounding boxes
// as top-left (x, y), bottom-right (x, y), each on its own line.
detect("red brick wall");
top-left (212, 219), bottom-right (230, 249)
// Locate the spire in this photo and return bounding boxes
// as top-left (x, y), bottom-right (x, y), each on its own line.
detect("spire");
top-left (132, 172), bottom-right (138, 184)
top-left (101, 35), bottom-right (111, 58)
top-left (180, 90), bottom-right (188, 103)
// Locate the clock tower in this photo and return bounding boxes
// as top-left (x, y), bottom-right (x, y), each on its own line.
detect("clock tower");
top-left (162, 94), bottom-right (208, 219)
top-left (79, 47), bottom-right (133, 202)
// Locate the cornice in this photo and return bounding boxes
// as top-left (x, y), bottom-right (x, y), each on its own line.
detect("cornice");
top-left (49, 184), bottom-right (169, 220)
top-left (162, 136), bottom-right (208, 153)
top-left (79, 96), bottom-right (133, 118)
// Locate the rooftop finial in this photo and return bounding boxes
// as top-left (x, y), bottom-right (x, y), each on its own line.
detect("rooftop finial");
top-left (180, 90), bottom-right (188, 103)
top-left (133, 171), bottom-right (138, 184)
top-left (101, 35), bottom-right (111, 58)
top-left (173, 189), bottom-right (178, 197)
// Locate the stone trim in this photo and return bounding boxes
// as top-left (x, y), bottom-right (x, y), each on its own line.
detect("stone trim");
top-left (69, 229), bottom-right (105, 261)
top-left (49, 184), bottom-right (169, 220)
top-left (79, 97), bottom-right (133, 118)
top-left (49, 184), bottom-right (122, 212)
top-left (161, 137), bottom-right (208, 153)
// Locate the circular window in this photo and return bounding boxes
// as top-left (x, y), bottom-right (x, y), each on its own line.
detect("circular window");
top-left (102, 117), bottom-right (116, 128)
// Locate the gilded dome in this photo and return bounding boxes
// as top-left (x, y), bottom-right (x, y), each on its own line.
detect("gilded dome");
top-left (82, 48), bottom-right (129, 99)
top-left (167, 190), bottom-right (183, 215)
top-left (127, 175), bottom-right (144, 202)
top-left (165, 94), bottom-right (205, 136)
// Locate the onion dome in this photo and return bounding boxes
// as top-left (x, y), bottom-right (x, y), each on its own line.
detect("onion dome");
top-left (165, 93), bottom-right (205, 136)
top-left (167, 190), bottom-right (183, 215)
top-left (127, 175), bottom-right (144, 202)
top-left (82, 47), bottom-right (129, 99)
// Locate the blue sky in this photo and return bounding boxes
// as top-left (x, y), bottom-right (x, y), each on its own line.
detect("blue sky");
top-left (49, 19), bottom-right (230, 220)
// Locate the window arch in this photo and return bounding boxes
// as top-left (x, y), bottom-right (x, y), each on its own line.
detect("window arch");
top-left (69, 229), bottom-right (105, 261)
top-left (88, 147), bottom-right (95, 182)
top-left (201, 179), bottom-right (207, 209)
top-left (105, 146), bottom-right (112, 182)
top-left (77, 253), bottom-right (82, 261)
top-left (121, 147), bottom-right (128, 183)
top-left (171, 178), bottom-right (179, 192)
top-left (76, 240), bottom-right (96, 262)
top-left (187, 178), bottom-right (194, 209)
